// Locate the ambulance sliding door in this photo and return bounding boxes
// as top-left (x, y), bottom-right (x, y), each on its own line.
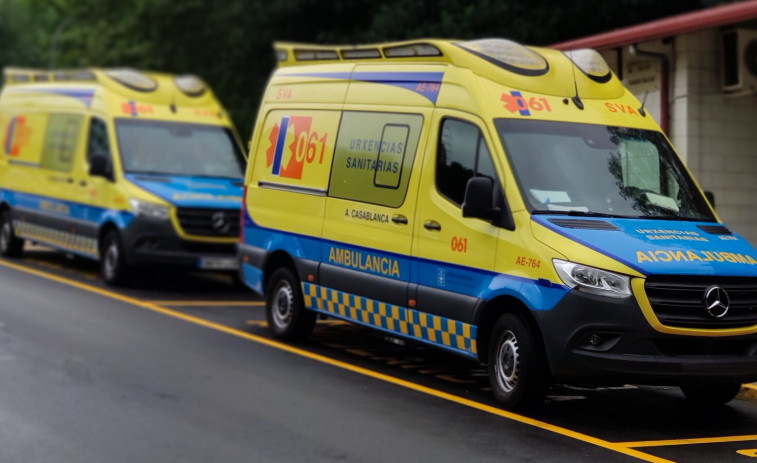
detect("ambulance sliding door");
top-left (321, 110), bottom-right (429, 310)
top-left (16, 113), bottom-right (88, 253)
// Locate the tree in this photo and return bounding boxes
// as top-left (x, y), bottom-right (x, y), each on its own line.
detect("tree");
top-left (1, 0), bottom-right (729, 136)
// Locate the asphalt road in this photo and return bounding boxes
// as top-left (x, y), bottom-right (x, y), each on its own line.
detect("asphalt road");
top-left (1, 249), bottom-right (757, 462)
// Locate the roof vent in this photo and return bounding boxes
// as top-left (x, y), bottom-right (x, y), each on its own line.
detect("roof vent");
top-left (457, 39), bottom-right (548, 76)
top-left (175, 75), bottom-right (206, 97)
top-left (566, 48), bottom-right (612, 83)
top-left (104, 68), bottom-right (158, 92)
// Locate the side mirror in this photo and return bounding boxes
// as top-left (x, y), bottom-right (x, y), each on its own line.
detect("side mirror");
top-left (89, 153), bottom-right (114, 181)
top-left (704, 190), bottom-right (716, 209)
top-left (462, 177), bottom-right (498, 221)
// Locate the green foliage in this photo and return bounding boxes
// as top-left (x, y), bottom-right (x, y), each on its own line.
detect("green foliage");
top-left (0, 0), bottom-right (731, 139)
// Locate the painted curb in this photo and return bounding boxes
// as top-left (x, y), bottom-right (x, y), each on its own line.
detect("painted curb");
top-left (737, 383), bottom-right (757, 402)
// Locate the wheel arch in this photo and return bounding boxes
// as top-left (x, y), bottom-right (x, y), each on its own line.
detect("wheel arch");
top-left (97, 222), bottom-right (120, 257)
top-left (263, 250), bottom-right (297, 295)
top-left (475, 295), bottom-right (546, 365)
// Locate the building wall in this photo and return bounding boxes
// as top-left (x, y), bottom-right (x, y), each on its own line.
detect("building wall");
top-left (676, 29), bottom-right (757, 244)
top-left (602, 30), bottom-right (757, 244)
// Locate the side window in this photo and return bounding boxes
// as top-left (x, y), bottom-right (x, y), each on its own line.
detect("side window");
top-left (87, 117), bottom-right (111, 164)
top-left (437, 118), bottom-right (497, 206)
top-left (40, 113), bottom-right (83, 172)
top-left (329, 112), bottom-right (423, 208)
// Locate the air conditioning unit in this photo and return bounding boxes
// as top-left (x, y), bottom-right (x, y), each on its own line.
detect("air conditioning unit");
top-left (722, 28), bottom-right (757, 94)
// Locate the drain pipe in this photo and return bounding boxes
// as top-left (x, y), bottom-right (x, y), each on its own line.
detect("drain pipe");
top-left (628, 43), bottom-right (670, 135)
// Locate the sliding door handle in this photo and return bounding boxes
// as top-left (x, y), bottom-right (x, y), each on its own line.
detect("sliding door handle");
top-left (423, 221), bottom-right (442, 231)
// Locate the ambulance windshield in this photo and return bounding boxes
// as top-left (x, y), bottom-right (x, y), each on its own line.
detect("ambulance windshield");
top-left (116, 119), bottom-right (244, 179)
top-left (495, 119), bottom-right (715, 221)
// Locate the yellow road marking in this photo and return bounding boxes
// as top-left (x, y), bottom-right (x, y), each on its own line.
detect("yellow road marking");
top-left (0, 259), bottom-right (675, 463)
top-left (621, 435), bottom-right (757, 448)
top-left (145, 300), bottom-right (264, 307)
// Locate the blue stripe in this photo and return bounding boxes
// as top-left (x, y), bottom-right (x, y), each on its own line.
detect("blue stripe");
top-left (272, 116), bottom-right (290, 176)
top-left (5, 117), bottom-right (17, 154)
top-left (350, 71), bottom-right (444, 83)
top-left (290, 71), bottom-right (443, 83)
top-left (243, 216), bottom-right (569, 310)
top-left (287, 71), bottom-right (445, 104)
top-left (20, 88), bottom-right (96, 108)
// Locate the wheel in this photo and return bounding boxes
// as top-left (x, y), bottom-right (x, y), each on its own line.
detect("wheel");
top-left (488, 313), bottom-right (550, 411)
top-left (680, 382), bottom-right (741, 406)
top-left (266, 267), bottom-right (316, 341)
top-left (0, 210), bottom-right (24, 258)
top-left (100, 230), bottom-right (130, 286)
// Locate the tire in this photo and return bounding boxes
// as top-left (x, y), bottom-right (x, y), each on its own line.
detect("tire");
top-left (266, 267), bottom-right (316, 341)
top-left (488, 313), bottom-right (551, 411)
top-left (100, 230), bottom-right (130, 286)
top-left (680, 382), bottom-right (741, 406)
top-left (0, 210), bottom-right (24, 258)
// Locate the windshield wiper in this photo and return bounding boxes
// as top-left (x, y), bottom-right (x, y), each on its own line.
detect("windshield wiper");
top-left (126, 170), bottom-right (174, 177)
top-left (644, 215), bottom-right (716, 222)
top-left (532, 210), bottom-right (636, 219)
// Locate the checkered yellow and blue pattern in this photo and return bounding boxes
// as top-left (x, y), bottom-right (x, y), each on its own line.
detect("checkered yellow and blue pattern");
top-left (13, 220), bottom-right (98, 258)
top-left (302, 282), bottom-right (477, 357)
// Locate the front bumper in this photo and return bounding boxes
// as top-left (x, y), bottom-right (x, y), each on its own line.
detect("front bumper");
top-left (534, 289), bottom-right (757, 386)
top-left (120, 217), bottom-right (237, 270)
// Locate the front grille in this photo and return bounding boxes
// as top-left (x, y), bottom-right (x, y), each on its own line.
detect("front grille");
top-left (644, 276), bottom-right (757, 329)
top-left (176, 208), bottom-right (240, 237)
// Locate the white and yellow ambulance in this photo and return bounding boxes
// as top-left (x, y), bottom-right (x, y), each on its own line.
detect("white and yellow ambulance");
top-left (0, 68), bottom-right (245, 285)
top-left (239, 39), bottom-right (757, 410)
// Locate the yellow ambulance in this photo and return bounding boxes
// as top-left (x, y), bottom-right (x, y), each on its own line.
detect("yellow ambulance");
top-left (0, 68), bottom-right (245, 285)
top-left (239, 39), bottom-right (757, 410)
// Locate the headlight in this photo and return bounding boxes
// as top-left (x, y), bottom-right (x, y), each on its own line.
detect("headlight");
top-left (553, 259), bottom-right (631, 298)
top-left (129, 198), bottom-right (170, 220)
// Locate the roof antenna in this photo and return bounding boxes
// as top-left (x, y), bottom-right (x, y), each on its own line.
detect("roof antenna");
top-left (170, 87), bottom-right (177, 114)
top-left (568, 50), bottom-right (584, 110)
top-left (638, 91), bottom-right (648, 117)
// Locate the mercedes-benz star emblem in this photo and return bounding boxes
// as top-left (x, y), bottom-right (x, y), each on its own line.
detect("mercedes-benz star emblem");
top-left (703, 285), bottom-right (730, 318)
top-left (211, 211), bottom-right (231, 235)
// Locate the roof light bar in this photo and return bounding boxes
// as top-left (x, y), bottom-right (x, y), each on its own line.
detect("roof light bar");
top-left (341, 48), bottom-right (382, 59)
top-left (9, 74), bottom-right (30, 83)
top-left (175, 75), bottom-right (207, 97)
top-left (70, 70), bottom-right (96, 81)
top-left (294, 49), bottom-right (339, 61)
top-left (383, 43), bottom-right (442, 57)
top-left (567, 48), bottom-right (612, 83)
top-left (457, 39), bottom-right (549, 76)
top-left (104, 68), bottom-right (158, 92)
